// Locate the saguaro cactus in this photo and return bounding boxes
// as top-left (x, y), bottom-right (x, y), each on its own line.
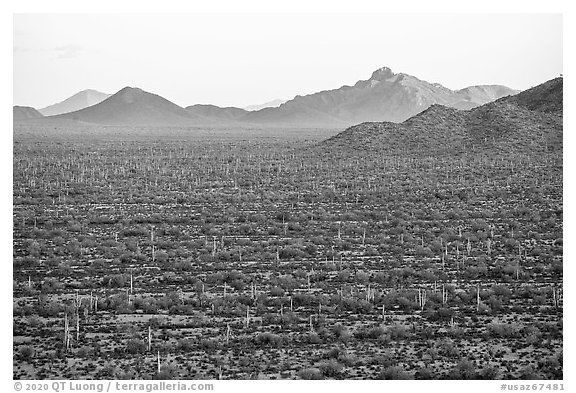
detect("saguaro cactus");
top-left (76, 311), bottom-right (80, 341)
top-left (225, 323), bottom-right (231, 344)
top-left (476, 283), bottom-right (481, 312)
top-left (63, 313), bottom-right (69, 350)
top-left (552, 286), bottom-right (559, 310)
top-left (418, 289), bottom-right (427, 311)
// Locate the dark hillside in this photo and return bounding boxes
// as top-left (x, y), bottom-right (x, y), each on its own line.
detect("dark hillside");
top-left (317, 78), bottom-right (562, 157)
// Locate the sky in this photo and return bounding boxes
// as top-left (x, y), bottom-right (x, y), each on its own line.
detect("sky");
top-left (13, 13), bottom-right (563, 109)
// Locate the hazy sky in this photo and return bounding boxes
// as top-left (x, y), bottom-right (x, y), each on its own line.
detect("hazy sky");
top-left (13, 13), bottom-right (562, 109)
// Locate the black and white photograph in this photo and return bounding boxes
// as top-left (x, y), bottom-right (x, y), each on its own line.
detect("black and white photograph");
top-left (6, 2), bottom-right (570, 390)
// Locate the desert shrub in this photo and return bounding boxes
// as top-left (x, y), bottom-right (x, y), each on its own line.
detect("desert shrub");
top-left (19, 346), bottom-right (34, 360)
top-left (479, 366), bottom-right (499, 380)
top-left (27, 315), bottom-right (42, 328)
top-left (98, 364), bottom-right (117, 378)
top-left (319, 359), bottom-right (343, 378)
top-left (269, 286), bottom-right (285, 297)
top-left (354, 326), bottom-right (384, 340)
top-left (176, 339), bottom-right (195, 352)
top-left (324, 347), bottom-right (345, 360)
top-left (379, 366), bottom-right (410, 380)
top-left (125, 339), bottom-right (146, 354)
top-left (331, 324), bottom-right (352, 343)
top-left (437, 339), bottom-right (460, 358)
top-left (306, 332), bottom-right (323, 344)
top-left (41, 278), bottom-right (63, 292)
top-left (255, 332), bottom-right (283, 347)
top-left (415, 367), bottom-right (434, 379)
top-left (156, 365), bottom-right (179, 380)
top-left (38, 301), bottom-right (63, 317)
top-left (386, 324), bottom-right (409, 340)
top-left (414, 246), bottom-right (433, 257)
top-left (449, 359), bottom-right (476, 379)
top-left (199, 339), bottom-right (219, 354)
top-left (519, 366), bottom-right (544, 380)
top-left (76, 346), bottom-right (93, 358)
top-left (487, 322), bottom-right (522, 338)
top-left (297, 368), bottom-right (322, 380)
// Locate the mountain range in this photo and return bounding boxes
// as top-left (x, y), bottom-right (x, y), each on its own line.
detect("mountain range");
top-left (14, 66), bottom-right (519, 128)
top-left (317, 77), bottom-right (562, 156)
top-left (240, 67), bottom-right (518, 126)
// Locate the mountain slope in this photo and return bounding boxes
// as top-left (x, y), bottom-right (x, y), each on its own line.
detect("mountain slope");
top-left (317, 77), bottom-right (562, 156)
top-left (507, 77), bottom-right (563, 114)
top-left (242, 67), bottom-right (518, 127)
top-left (13, 106), bottom-right (44, 120)
top-left (39, 89), bottom-right (111, 116)
top-left (52, 87), bottom-right (200, 126)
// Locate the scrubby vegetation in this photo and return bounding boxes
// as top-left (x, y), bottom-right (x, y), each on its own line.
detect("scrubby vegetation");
top-left (13, 90), bottom-right (562, 381)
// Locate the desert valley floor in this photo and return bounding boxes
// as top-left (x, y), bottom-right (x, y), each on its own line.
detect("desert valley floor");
top-left (12, 119), bottom-right (562, 380)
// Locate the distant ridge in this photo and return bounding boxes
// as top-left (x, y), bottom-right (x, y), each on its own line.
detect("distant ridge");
top-left (241, 67), bottom-right (519, 127)
top-left (318, 77), bottom-right (562, 156)
top-left (17, 66), bottom-right (520, 128)
top-left (186, 104), bottom-right (248, 122)
top-left (13, 106), bottom-right (43, 120)
top-left (39, 89), bottom-right (111, 116)
top-left (243, 99), bottom-right (288, 111)
top-left (52, 87), bottom-right (201, 126)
